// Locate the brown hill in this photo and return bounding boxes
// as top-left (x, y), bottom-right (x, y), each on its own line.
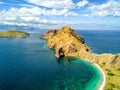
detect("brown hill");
top-left (41, 26), bottom-right (120, 90)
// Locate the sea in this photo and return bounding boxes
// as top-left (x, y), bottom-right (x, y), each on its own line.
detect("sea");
top-left (0, 27), bottom-right (120, 90)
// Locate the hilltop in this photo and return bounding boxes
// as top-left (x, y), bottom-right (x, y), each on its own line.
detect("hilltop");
top-left (41, 26), bottom-right (120, 90)
top-left (41, 26), bottom-right (90, 58)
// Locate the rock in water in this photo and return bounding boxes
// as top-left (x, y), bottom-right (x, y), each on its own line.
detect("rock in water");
top-left (41, 26), bottom-right (120, 68)
top-left (41, 26), bottom-right (90, 58)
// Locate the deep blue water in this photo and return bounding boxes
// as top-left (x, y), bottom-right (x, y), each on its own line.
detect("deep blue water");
top-left (76, 30), bottom-right (120, 54)
top-left (0, 29), bottom-right (119, 90)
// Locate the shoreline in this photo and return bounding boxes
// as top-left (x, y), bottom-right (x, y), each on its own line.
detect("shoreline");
top-left (83, 58), bottom-right (106, 90)
top-left (94, 64), bottom-right (106, 90)
top-left (42, 26), bottom-right (120, 90)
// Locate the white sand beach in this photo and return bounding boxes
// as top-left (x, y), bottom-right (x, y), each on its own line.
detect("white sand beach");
top-left (84, 59), bottom-right (106, 90)
top-left (94, 64), bottom-right (106, 90)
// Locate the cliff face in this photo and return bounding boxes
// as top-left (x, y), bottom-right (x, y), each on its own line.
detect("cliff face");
top-left (0, 30), bottom-right (29, 38)
top-left (41, 26), bottom-right (120, 68)
top-left (41, 26), bottom-right (90, 58)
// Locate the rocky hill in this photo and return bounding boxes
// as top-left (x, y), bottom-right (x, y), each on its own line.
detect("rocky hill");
top-left (41, 26), bottom-right (90, 58)
top-left (41, 26), bottom-right (120, 67)
top-left (41, 26), bottom-right (120, 90)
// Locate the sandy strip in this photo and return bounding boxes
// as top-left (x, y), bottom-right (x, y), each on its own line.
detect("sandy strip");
top-left (94, 64), bottom-right (106, 90)
top-left (83, 58), bottom-right (106, 90)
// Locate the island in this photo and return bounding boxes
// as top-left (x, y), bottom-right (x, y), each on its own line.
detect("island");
top-left (0, 30), bottom-right (29, 38)
top-left (41, 26), bottom-right (120, 90)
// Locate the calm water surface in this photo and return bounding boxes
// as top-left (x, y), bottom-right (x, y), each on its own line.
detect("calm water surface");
top-left (76, 30), bottom-right (120, 54)
top-left (1, 30), bottom-right (119, 90)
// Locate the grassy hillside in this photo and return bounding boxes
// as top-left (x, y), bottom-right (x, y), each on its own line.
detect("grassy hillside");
top-left (0, 30), bottom-right (29, 38)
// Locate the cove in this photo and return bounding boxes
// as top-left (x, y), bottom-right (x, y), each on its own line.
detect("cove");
top-left (0, 32), bottom-right (102, 90)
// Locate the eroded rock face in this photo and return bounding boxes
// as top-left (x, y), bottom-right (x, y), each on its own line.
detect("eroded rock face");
top-left (41, 26), bottom-right (120, 68)
top-left (55, 47), bottom-right (65, 58)
top-left (41, 26), bottom-right (90, 58)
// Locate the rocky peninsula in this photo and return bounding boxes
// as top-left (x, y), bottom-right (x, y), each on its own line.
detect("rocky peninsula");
top-left (0, 30), bottom-right (29, 38)
top-left (41, 26), bottom-right (120, 90)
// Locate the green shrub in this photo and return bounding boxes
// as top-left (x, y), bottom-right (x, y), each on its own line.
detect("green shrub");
top-left (105, 69), bottom-right (111, 72)
top-left (102, 62), bottom-right (106, 65)
top-left (107, 88), bottom-right (113, 90)
top-left (117, 68), bottom-right (120, 70)
top-left (110, 83), bottom-right (116, 88)
top-left (107, 72), bottom-right (115, 76)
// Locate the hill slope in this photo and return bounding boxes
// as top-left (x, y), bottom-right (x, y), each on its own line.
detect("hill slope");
top-left (41, 26), bottom-right (120, 90)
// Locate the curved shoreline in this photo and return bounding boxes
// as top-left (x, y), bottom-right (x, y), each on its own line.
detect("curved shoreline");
top-left (42, 26), bottom-right (120, 90)
top-left (94, 64), bottom-right (106, 90)
top-left (83, 59), bottom-right (106, 90)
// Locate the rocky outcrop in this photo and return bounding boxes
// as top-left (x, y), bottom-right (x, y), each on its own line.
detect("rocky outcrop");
top-left (0, 30), bottom-right (29, 38)
top-left (42, 26), bottom-right (90, 58)
top-left (41, 26), bottom-right (120, 90)
top-left (41, 26), bottom-right (120, 68)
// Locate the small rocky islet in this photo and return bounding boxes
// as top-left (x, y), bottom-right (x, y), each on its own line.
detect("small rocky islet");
top-left (0, 30), bottom-right (29, 38)
top-left (41, 26), bottom-right (120, 90)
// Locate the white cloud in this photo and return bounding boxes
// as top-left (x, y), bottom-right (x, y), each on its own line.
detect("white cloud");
top-left (88, 0), bottom-right (120, 17)
top-left (20, 4), bottom-right (35, 8)
top-left (41, 8), bottom-right (78, 16)
top-left (0, 7), bottom-right (78, 27)
top-left (65, 12), bottom-right (79, 16)
top-left (0, 1), bottom-right (4, 4)
top-left (0, 7), bottom-right (50, 26)
top-left (77, 0), bottom-right (89, 7)
top-left (43, 8), bottom-right (69, 16)
top-left (26, 0), bottom-right (74, 9)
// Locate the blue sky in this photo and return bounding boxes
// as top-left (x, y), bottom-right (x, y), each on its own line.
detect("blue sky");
top-left (0, 0), bottom-right (120, 30)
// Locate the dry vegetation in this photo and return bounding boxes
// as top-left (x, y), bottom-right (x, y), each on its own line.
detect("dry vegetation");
top-left (0, 30), bottom-right (29, 38)
top-left (41, 26), bottom-right (120, 90)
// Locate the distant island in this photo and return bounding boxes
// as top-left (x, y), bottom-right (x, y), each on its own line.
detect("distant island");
top-left (0, 30), bottom-right (29, 38)
top-left (41, 26), bottom-right (120, 90)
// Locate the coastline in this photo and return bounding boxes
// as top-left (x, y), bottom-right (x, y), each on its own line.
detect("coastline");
top-left (82, 58), bottom-right (106, 90)
top-left (94, 64), bottom-right (106, 90)
top-left (42, 26), bottom-right (120, 90)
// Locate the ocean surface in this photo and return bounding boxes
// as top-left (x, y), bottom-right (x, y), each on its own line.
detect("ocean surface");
top-left (0, 28), bottom-right (120, 90)
top-left (76, 30), bottom-right (120, 54)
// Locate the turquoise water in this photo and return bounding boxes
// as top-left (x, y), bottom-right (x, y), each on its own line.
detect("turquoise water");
top-left (1, 30), bottom-right (118, 90)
